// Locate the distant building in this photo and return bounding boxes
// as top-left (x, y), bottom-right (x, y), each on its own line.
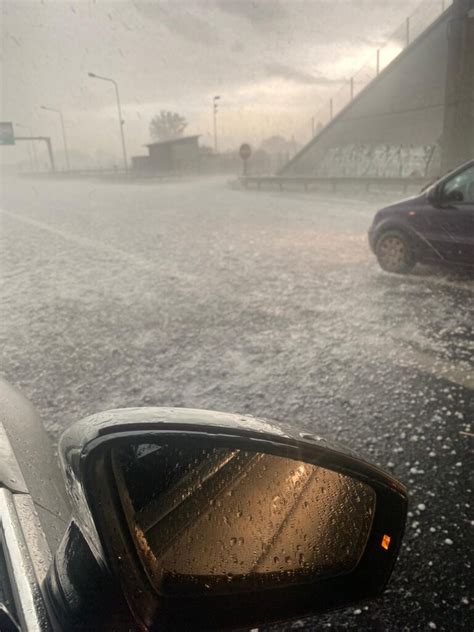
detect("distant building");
top-left (132, 135), bottom-right (200, 174)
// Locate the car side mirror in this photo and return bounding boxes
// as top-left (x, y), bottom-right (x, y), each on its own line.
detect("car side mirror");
top-left (48, 408), bottom-right (407, 630)
top-left (443, 189), bottom-right (464, 203)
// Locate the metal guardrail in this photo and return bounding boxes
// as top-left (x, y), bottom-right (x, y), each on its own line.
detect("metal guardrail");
top-left (18, 169), bottom-right (186, 181)
top-left (19, 168), bottom-right (125, 178)
top-left (240, 175), bottom-right (429, 194)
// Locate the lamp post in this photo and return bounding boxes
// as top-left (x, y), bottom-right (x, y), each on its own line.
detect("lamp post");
top-left (88, 72), bottom-right (128, 171)
top-left (40, 105), bottom-right (70, 170)
top-left (213, 95), bottom-right (221, 154)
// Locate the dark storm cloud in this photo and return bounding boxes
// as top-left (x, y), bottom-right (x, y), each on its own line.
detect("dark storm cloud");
top-left (0, 0), bottom-right (428, 160)
top-left (215, 0), bottom-right (288, 27)
top-left (217, 0), bottom-right (427, 46)
top-left (265, 62), bottom-right (343, 86)
top-left (132, 1), bottom-right (221, 46)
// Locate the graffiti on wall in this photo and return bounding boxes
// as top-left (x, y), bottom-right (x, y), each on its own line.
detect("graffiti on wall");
top-left (315, 143), bottom-right (441, 179)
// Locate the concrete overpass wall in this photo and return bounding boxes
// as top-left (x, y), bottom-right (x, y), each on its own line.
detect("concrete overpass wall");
top-left (281, 8), bottom-right (454, 179)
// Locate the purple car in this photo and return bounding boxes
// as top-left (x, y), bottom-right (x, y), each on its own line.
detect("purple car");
top-left (368, 159), bottom-right (474, 274)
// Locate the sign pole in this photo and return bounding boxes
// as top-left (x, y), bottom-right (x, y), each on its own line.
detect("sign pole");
top-left (239, 143), bottom-right (252, 179)
top-left (15, 136), bottom-right (56, 173)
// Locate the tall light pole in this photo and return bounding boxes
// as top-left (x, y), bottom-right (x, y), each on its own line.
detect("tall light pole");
top-left (89, 72), bottom-right (128, 171)
top-left (40, 105), bottom-right (70, 170)
top-left (213, 95), bottom-right (221, 154)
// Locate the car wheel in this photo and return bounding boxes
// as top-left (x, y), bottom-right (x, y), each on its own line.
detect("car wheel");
top-left (375, 230), bottom-right (416, 274)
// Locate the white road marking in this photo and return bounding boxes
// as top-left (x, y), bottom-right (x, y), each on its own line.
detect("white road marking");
top-left (0, 207), bottom-right (151, 269)
top-left (393, 347), bottom-right (474, 390)
top-left (2, 208), bottom-right (472, 393)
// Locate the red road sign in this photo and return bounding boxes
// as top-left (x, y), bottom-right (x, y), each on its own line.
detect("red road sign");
top-left (239, 143), bottom-right (251, 160)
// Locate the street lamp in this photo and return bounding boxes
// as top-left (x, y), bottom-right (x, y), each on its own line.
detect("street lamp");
top-left (15, 123), bottom-right (38, 171)
top-left (40, 105), bottom-right (70, 170)
top-left (213, 95), bottom-right (221, 154)
top-left (88, 72), bottom-right (128, 171)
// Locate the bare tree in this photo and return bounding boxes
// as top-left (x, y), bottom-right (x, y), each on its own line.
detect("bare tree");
top-left (149, 110), bottom-right (188, 141)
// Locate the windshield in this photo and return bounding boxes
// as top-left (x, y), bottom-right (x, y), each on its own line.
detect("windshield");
top-left (1, 1), bottom-right (472, 631)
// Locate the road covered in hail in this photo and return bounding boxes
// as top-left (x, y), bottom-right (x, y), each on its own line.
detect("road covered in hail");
top-left (1, 175), bottom-right (473, 630)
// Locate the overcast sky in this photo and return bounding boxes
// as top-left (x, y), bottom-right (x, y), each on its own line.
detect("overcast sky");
top-left (1, 0), bottom-right (440, 166)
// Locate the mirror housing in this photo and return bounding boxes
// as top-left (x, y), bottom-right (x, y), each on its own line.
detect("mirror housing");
top-left (428, 186), bottom-right (463, 207)
top-left (49, 408), bottom-right (407, 630)
top-left (433, 186), bottom-right (464, 205)
top-left (444, 188), bottom-right (464, 203)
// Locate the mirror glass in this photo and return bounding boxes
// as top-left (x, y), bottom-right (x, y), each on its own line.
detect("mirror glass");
top-left (110, 441), bottom-right (375, 596)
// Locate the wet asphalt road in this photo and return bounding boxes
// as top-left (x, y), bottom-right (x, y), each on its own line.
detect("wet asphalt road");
top-left (0, 175), bottom-right (473, 631)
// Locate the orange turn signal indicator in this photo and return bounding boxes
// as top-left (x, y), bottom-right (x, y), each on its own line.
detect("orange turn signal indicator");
top-left (381, 534), bottom-right (391, 550)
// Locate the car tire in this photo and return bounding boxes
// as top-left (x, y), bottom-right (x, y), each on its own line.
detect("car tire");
top-left (375, 230), bottom-right (416, 274)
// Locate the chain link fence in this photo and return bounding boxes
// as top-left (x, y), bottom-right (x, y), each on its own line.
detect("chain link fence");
top-left (295, 0), bottom-right (453, 146)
